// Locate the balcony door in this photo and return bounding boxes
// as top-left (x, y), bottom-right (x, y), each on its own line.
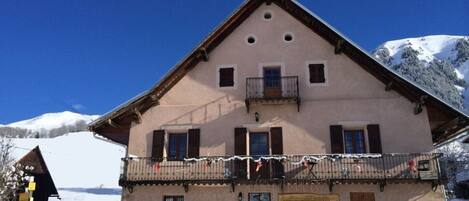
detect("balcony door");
top-left (263, 67), bottom-right (282, 98)
top-left (249, 132), bottom-right (270, 179)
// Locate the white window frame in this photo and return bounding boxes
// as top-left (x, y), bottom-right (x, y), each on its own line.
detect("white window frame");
top-left (305, 60), bottom-right (328, 87)
top-left (216, 64), bottom-right (237, 89)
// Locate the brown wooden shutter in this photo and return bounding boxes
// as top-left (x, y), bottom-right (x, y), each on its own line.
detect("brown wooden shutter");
top-left (234, 127), bottom-right (247, 179)
top-left (219, 67), bottom-right (234, 87)
top-left (152, 130), bottom-right (165, 161)
top-left (270, 127), bottom-right (284, 178)
top-left (188, 128), bottom-right (200, 158)
top-left (367, 124), bottom-right (382, 153)
top-left (309, 64), bottom-right (325, 83)
top-left (234, 127), bottom-right (247, 155)
top-left (270, 127), bottom-right (283, 155)
top-left (330, 125), bottom-right (344, 153)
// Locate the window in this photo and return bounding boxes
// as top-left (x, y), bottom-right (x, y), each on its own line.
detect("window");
top-left (263, 11), bottom-right (272, 20)
top-left (283, 32), bottom-right (294, 43)
top-left (219, 67), bottom-right (235, 87)
top-left (246, 35), bottom-right (257, 45)
top-left (249, 193), bottom-right (271, 201)
top-left (250, 132), bottom-right (269, 157)
top-left (350, 192), bottom-right (375, 201)
top-left (344, 130), bottom-right (366, 154)
top-left (263, 67), bottom-right (281, 88)
top-left (164, 196), bottom-right (184, 201)
top-left (308, 63), bottom-right (326, 84)
top-left (168, 133), bottom-right (187, 161)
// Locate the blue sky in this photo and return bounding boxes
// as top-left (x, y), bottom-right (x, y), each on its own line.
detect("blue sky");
top-left (1, 0), bottom-right (468, 123)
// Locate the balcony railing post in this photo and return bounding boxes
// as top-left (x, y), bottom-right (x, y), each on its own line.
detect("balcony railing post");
top-left (381, 154), bottom-right (386, 180)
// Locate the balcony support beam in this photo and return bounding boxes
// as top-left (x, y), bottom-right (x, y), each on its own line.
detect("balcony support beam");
top-left (245, 99), bottom-right (250, 113)
top-left (183, 183), bottom-right (189, 193)
top-left (297, 98), bottom-right (301, 112)
top-left (379, 182), bottom-right (386, 192)
top-left (231, 181), bottom-right (236, 192)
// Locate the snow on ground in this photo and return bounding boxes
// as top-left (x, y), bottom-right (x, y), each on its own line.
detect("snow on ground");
top-left (11, 132), bottom-right (125, 201)
top-left (49, 188), bottom-right (121, 201)
top-left (6, 111), bottom-right (99, 131)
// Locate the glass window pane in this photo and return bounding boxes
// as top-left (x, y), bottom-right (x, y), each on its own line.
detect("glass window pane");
top-left (250, 133), bottom-right (269, 156)
top-left (168, 134), bottom-right (187, 160)
top-left (249, 193), bottom-right (270, 201)
top-left (344, 130), bottom-right (365, 154)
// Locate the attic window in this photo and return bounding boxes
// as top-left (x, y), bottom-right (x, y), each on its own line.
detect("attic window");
top-left (246, 35), bottom-right (257, 45)
top-left (217, 65), bottom-right (237, 88)
top-left (263, 11), bottom-right (272, 20)
top-left (306, 61), bottom-right (327, 86)
top-left (283, 33), bottom-right (294, 43)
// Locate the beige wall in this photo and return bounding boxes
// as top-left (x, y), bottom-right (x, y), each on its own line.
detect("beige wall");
top-left (122, 184), bottom-right (444, 201)
top-left (127, 4), bottom-right (434, 157)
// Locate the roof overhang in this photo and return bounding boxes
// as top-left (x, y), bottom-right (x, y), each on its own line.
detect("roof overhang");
top-left (89, 0), bottom-right (469, 146)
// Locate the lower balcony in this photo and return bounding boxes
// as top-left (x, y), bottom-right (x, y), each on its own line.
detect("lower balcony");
top-left (119, 153), bottom-right (442, 191)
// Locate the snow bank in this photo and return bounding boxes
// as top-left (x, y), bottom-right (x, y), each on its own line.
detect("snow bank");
top-left (11, 132), bottom-right (125, 188)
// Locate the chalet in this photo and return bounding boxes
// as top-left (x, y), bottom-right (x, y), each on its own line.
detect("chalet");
top-left (89, 1), bottom-right (469, 201)
top-left (16, 146), bottom-right (59, 201)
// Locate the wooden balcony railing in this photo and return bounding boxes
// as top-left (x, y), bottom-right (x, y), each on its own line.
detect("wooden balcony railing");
top-left (119, 153), bottom-right (442, 188)
top-left (245, 76), bottom-right (300, 112)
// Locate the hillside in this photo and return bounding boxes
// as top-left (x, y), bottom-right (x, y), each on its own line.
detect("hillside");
top-left (373, 35), bottom-right (469, 110)
top-left (0, 111), bottom-right (99, 138)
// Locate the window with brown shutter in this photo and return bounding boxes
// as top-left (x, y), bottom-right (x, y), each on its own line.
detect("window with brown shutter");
top-left (367, 124), bottom-right (382, 153)
top-left (308, 63), bottom-right (325, 83)
top-left (330, 125), bottom-right (344, 153)
top-left (219, 67), bottom-right (234, 87)
top-left (152, 130), bottom-right (165, 161)
top-left (188, 128), bottom-right (200, 158)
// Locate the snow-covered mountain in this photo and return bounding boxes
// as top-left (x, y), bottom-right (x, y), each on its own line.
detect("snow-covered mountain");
top-left (373, 35), bottom-right (469, 110)
top-left (0, 111), bottom-right (100, 138)
top-left (7, 111), bottom-right (99, 131)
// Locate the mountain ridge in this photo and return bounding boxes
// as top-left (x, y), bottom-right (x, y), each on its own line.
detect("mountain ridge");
top-left (373, 35), bottom-right (469, 110)
top-left (0, 111), bottom-right (99, 138)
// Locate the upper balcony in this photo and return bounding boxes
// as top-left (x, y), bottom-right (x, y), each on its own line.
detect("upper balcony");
top-left (119, 153), bottom-right (442, 192)
top-left (245, 76), bottom-right (300, 112)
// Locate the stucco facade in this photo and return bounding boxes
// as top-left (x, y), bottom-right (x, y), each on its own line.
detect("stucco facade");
top-left (121, 3), bottom-right (441, 201)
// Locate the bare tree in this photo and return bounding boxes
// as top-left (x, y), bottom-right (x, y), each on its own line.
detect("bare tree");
top-left (0, 138), bottom-right (24, 201)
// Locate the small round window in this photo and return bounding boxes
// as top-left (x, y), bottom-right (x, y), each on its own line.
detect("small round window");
top-left (263, 11), bottom-right (272, 20)
top-left (245, 35), bottom-right (257, 45)
top-left (283, 33), bottom-right (294, 43)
